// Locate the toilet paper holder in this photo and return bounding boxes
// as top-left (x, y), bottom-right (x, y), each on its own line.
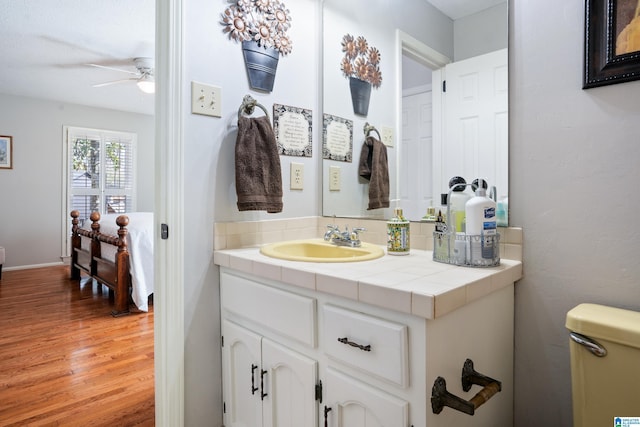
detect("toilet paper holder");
top-left (431, 358), bottom-right (502, 416)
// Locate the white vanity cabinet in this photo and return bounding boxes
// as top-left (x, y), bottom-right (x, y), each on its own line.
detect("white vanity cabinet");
top-left (220, 266), bottom-right (515, 427)
top-left (221, 270), bottom-right (319, 427)
top-left (222, 320), bottom-right (318, 427)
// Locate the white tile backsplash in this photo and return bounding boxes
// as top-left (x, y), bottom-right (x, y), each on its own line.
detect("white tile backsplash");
top-left (214, 216), bottom-right (523, 262)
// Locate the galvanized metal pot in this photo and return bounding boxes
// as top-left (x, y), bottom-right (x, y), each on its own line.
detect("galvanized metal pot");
top-left (242, 40), bottom-right (280, 92)
top-left (349, 77), bottom-right (371, 116)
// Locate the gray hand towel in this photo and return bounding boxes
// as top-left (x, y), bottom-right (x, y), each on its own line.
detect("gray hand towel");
top-left (358, 136), bottom-right (390, 210)
top-left (235, 115), bottom-right (283, 213)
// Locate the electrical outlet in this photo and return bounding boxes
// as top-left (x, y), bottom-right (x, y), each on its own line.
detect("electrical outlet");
top-left (290, 162), bottom-right (304, 190)
top-left (191, 81), bottom-right (222, 117)
top-left (381, 126), bottom-right (394, 147)
top-left (329, 166), bottom-right (341, 191)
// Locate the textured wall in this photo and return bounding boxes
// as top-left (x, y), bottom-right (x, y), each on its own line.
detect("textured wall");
top-left (510, 0), bottom-right (640, 425)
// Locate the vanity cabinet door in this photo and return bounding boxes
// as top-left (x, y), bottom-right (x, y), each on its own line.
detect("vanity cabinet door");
top-left (323, 367), bottom-right (408, 427)
top-left (222, 320), bottom-right (263, 427)
top-left (222, 320), bottom-right (318, 427)
top-left (262, 338), bottom-right (318, 427)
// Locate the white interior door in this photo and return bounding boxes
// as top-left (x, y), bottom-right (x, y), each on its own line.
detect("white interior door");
top-left (400, 87), bottom-right (433, 220)
top-left (437, 49), bottom-right (508, 199)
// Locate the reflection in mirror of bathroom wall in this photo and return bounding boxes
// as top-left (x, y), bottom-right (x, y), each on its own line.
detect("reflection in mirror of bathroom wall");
top-left (321, 0), bottom-right (508, 223)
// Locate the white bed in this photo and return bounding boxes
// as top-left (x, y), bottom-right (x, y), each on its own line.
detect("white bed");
top-left (79, 212), bottom-right (154, 312)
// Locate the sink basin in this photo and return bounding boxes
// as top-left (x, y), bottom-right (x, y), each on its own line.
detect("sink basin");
top-left (259, 239), bottom-right (385, 263)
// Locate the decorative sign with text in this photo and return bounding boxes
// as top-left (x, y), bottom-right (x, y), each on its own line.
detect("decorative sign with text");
top-left (273, 104), bottom-right (312, 157)
top-left (322, 113), bottom-right (353, 163)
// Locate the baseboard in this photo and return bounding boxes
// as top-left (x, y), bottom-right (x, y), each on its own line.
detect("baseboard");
top-left (3, 261), bottom-right (66, 272)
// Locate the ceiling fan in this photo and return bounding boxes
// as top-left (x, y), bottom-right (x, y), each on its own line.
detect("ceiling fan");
top-left (88, 57), bottom-right (155, 93)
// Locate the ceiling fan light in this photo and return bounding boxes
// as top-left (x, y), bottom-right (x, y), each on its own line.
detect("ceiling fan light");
top-left (137, 80), bottom-right (155, 94)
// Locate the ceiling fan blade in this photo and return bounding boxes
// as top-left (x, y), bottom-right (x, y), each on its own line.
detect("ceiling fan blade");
top-left (86, 63), bottom-right (139, 76)
top-left (92, 78), bottom-right (137, 88)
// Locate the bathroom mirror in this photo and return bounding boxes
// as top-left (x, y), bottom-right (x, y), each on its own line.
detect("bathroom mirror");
top-left (321, 0), bottom-right (508, 222)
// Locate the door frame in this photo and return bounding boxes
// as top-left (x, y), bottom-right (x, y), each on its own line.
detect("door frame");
top-left (155, 0), bottom-right (185, 425)
top-left (395, 30), bottom-right (450, 202)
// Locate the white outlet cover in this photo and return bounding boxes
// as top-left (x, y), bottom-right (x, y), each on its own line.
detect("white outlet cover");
top-left (290, 162), bottom-right (304, 190)
top-left (329, 166), bottom-right (340, 191)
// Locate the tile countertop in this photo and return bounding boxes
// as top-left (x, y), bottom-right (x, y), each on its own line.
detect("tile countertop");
top-left (213, 246), bottom-right (522, 320)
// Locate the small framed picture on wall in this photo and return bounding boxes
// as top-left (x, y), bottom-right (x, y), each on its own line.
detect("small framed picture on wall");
top-left (0, 135), bottom-right (12, 169)
top-left (584, 0), bottom-right (640, 88)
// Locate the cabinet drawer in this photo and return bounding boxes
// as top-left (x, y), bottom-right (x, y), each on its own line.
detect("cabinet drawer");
top-left (323, 304), bottom-right (409, 387)
top-left (221, 271), bottom-right (316, 347)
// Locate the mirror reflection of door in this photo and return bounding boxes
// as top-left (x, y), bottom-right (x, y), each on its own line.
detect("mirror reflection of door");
top-left (436, 49), bottom-right (509, 203)
top-left (400, 55), bottom-right (433, 221)
top-left (401, 47), bottom-right (508, 221)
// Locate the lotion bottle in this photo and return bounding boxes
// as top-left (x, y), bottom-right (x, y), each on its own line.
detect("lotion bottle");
top-left (465, 182), bottom-right (497, 264)
top-left (387, 204), bottom-right (410, 255)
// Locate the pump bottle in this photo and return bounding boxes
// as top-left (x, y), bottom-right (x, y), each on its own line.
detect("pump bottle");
top-left (387, 206), bottom-right (410, 255)
top-left (465, 182), bottom-right (497, 264)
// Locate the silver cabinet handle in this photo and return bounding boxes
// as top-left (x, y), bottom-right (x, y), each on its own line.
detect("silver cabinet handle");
top-left (570, 332), bottom-right (607, 357)
top-left (337, 337), bottom-right (371, 352)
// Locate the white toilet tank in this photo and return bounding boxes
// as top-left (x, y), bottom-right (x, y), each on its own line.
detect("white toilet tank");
top-left (566, 303), bottom-right (640, 427)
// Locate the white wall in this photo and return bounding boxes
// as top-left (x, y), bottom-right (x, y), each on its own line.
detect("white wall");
top-left (454, 3), bottom-right (508, 61)
top-left (182, 0), bottom-right (319, 424)
top-left (0, 93), bottom-right (154, 268)
top-left (510, 0), bottom-right (640, 425)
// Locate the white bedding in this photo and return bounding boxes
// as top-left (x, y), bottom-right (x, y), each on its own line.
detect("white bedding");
top-left (80, 212), bottom-right (154, 312)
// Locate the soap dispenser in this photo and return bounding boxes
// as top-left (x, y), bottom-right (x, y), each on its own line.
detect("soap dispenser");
top-left (387, 202), bottom-right (410, 255)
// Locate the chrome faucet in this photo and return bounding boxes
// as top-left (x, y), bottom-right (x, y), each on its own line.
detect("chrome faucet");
top-left (324, 225), bottom-right (366, 247)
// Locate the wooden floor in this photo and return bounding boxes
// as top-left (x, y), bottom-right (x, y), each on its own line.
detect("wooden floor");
top-left (0, 265), bottom-right (154, 426)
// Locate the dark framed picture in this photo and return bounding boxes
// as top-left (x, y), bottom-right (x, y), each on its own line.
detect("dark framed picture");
top-left (0, 135), bottom-right (12, 169)
top-left (584, 0), bottom-right (640, 89)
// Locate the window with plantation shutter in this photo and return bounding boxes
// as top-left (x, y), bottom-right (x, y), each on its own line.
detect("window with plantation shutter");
top-left (62, 126), bottom-right (137, 257)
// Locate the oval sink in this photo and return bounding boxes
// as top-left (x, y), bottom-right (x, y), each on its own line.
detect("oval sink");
top-left (260, 239), bottom-right (385, 263)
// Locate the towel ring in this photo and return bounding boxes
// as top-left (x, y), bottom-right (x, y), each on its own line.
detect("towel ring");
top-left (238, 95), bottom-right (270, 121)
top-left (363, 122), bottom-right (381, 141)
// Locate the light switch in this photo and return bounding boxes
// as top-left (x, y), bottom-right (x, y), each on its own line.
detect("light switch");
top-left (329, 166), bottom-right (341, 191)
top-left (381, 126), bottom-right (394, 147)
top-left (191, 81), bottom-right (222, 117)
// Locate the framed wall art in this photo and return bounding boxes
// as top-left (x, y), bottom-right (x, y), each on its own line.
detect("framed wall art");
top-left (584, 0), bottom-right (640, 88)
top-left (273, 103), bottom-right (313, 157)
top-left (0, 135), bottom-right (13, 169)
top-left (322, 113), bottom-right (353, 162)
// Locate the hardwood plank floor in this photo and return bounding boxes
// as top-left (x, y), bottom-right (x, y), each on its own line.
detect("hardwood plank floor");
top-left (0, 265), bottom-right (154, 426)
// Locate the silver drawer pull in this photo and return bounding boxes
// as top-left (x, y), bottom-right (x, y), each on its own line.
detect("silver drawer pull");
top-left (570, 332), bottom-right (607, 357)
top-left (337, 337), bottom-right (371, 352)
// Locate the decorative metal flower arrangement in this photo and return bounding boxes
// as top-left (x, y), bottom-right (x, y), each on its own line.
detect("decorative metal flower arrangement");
top-left (340, 34), bottom-right (382, 88)
top-left (340, 34), bottom-right (381, 115)
top-left (221, 0), bottom-right (293, 56)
